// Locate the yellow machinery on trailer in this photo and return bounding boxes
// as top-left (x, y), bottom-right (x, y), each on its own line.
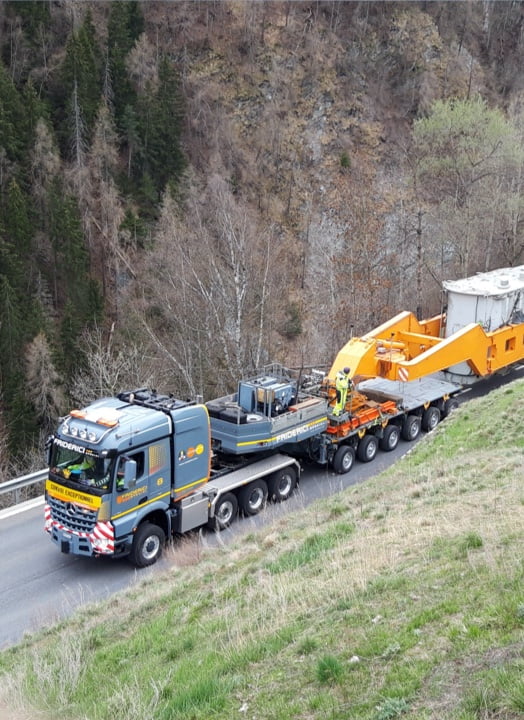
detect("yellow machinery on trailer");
top-left (329, 265), bottom-right (524, 385)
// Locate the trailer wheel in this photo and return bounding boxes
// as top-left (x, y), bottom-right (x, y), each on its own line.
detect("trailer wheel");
top-left (422, 406), bottom-right (440, 432)
top-left (268, 467), bottom-right (297, 502)
top-left (357, 434), bottom-right (379, 463)
top-left (130, 522), bottom-right (165, 568)
top-left (442, 398), bottom-right (459, 418)
top-left (402, 414), bottom-right (422, 441)
top-left (210, 492), bottom-right (238, 531)
top-left (239, 480), bottom-right (268, 516)
top-left (332, 445), bottom-right (355, 474)
top-left (379, 424), bottom-right (400, 452)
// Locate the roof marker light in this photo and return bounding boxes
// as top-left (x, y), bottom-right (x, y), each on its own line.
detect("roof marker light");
top-left (96, 416), bottom-right (119, 427)
top-left (70, 410), bottom-right (86, 419)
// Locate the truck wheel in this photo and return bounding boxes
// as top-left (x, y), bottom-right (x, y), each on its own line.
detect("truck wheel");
top-left (357, 434), bottom-right (379, 462)
top-left (379, 424), bottom-right (400, 452)
top-left (332, 445), bottom-right (355, 474)
top-left (268, 467), bottom-right (297, 502)
top-left (210, 492), bottom-right (238, 531)
top-left (239, 480), bottom-right (268, 516)
top-left (130, 522), bottom-right (165, 568)
top-left (422, 406), bottom-right (440, 432)
top-left (402, 415), bottom-right (422, 441)
top-left (442, 398), bottom-right (459, 418)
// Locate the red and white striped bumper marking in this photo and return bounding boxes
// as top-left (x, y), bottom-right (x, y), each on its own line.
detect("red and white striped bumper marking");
top-left (44, 503), bottom-right (114, 555)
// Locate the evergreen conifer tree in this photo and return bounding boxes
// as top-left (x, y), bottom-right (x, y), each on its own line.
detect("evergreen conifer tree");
top-left (1, 180), bottom-right (42, 337)
top-left (52, 10), bottom-right (103, 156)
top-left (4, 179), bottom-right (32, 259)
top-left (5, 370), bottom-right (39, 459)
top-left (107, 0), bottom-right (144, 130)
top-left (139, 56), bottom-right (186, 195)
top-left (0, 61), bottom-right (28, 164)
top-left (6, 1), bottom-right (51, 46)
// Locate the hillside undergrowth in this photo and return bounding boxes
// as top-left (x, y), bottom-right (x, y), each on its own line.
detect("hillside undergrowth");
top-left (1, 380), bottom-right (523, 720)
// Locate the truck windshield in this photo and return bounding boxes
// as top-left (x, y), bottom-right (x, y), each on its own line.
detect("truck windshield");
top-left (50, 443), bottom-right (114, 492)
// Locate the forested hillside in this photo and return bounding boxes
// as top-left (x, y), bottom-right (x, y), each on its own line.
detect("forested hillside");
top-left (1, 0), bottom-right (523, 475)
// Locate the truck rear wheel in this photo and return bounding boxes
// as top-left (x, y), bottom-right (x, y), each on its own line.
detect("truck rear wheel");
top-left (379, 424), bottom-right (400, 452)
top-left (130, 522), bottom-right (165, 568)
top-left (210, 492), bottom-right (238, 531)
top-left (268, 467), bottom-right (297, 502)
top-left (332, 445), bottom-right (355, 474)
top-left (239, 480), bottom-right (268, 516)
top-left (357, 434), bottom-right (379, 462)
top-left (442, 398), bottom-right (459, 418)
top-left (402, 415), bottom-right (422, 441)
top-left (422, 406), bottom-right (440, 432)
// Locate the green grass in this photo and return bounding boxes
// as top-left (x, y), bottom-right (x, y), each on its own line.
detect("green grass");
top-left (1, 380), bottom-right (524, 720)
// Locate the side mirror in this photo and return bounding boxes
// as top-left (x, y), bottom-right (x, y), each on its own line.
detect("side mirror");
top-left (118, 458), bottom-right (137, 490)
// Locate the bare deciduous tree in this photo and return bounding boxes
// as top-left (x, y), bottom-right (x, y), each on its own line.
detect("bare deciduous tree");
top-left (69, 324), bottom-right (160, 408)
top-left (83, 102), bottom-right (125, 313)
top-left (132, 179), bottom-right (279, 399)
top-left (25, 332), bottom-right (65, 435)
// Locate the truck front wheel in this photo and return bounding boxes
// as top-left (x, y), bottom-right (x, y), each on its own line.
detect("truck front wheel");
top-left (131, 522), bottom-right (165, 568)
top-left (268, 467), bottom-right (297, 502)
top-left (239, 480), bottom-right (268, 516)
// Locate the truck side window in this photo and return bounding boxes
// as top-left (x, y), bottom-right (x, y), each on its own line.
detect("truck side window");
top-left (116, 452), bottom-right (145, 490)
top-left (126, 451), bottom-right (144, 478)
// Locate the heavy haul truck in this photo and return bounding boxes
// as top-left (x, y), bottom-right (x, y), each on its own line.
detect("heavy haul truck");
top-left (45, 265), bottom-right (524, 566)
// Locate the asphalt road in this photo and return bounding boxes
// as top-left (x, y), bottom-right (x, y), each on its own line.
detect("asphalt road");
top-left (0, 442), bottom-right (410, 649)
top-left (1, 366), bottom-right (522, 649)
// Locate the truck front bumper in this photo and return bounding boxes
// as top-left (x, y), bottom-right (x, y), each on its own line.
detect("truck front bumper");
top-left (45, 504), bottom-right (115, 557)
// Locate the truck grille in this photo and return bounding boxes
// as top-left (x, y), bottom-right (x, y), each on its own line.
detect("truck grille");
top-left (48, 496), bottom-right (98, 533)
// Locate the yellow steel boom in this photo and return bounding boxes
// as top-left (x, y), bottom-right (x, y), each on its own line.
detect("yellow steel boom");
top-left (329, 310), bottom-right (524, 383)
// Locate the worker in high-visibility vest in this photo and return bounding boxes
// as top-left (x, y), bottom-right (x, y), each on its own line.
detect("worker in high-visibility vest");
top-left (64, 456), bottom-right (96, 483)
top-left (333, 367), bottom-right (353, 416)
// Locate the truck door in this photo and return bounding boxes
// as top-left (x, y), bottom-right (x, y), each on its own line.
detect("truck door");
top-left (111, 451), bottom-right (148, 533)
top-left (111, 441), bottom-right (170, 530)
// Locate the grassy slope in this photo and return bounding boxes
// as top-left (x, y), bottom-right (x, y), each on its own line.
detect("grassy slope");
top-left (1, 381), bottom-right (523, 720)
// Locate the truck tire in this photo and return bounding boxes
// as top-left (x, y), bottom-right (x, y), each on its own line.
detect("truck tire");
top-left (442, 398), bottom-right (459, 418)
top-left (239, 480), bottom-right (268, 516)
top-left (421, 406), bottom-right (440, 432)
top-left (402, 414), bottom-right (422, 441)
top-left (130, 522), bottom-right (165, 568)
top-left (332, 445), bottom-right (355, 474)
top-left (379, 424), bottom-right (400, 452)
top-left (210, 492), bottom-right (238, 531)
top-left (268, 467), bottom-right (297, 502)
top-left (357, 434), bottom-right (379, 463)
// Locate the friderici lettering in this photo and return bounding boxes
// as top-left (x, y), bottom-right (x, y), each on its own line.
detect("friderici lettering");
top-left (54, 438), bottom-right (97, 456)
top-left (274, 419), bottom-right (324, 444)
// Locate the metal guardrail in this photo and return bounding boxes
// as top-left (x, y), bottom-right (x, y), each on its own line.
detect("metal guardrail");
top-left (0, 469), bottom-right (48, 504)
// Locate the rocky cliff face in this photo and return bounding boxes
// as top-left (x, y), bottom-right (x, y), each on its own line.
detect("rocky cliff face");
top-left (140, 1), bottom-right (522, 362)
